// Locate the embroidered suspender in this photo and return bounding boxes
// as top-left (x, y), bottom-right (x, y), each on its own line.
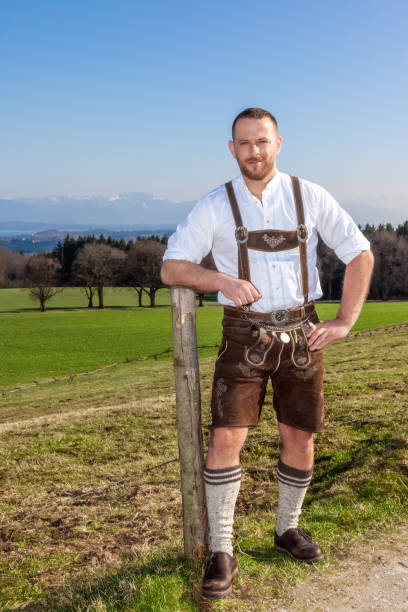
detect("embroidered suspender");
top-left (224, 176), bottom-right (309, 305)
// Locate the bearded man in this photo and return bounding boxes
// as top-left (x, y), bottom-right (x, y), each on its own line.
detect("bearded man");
top-left (161, 107), bottom-right (374, 599)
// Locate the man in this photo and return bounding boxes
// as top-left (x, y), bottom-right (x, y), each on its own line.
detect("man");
top-left (161, 108), bottom-right (374, 599)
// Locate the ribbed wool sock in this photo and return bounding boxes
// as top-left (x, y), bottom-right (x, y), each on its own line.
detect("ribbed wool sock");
top-left (204, 465), bottom-right (242, 555)
top-left (275, 458), bottom-right (313, 536)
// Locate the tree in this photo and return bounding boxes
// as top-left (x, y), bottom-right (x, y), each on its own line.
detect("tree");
top-left (369, 230), bottom-right (406, 299)
top-left (73, 243), bottom-right (125, 308)
top-left (396, 221), bottom-right (408, 237)
top-left (82, 284), bottom-right (96, 308)
top-left (0, 247), bottom-right (27, 288)
top-left (362, 223), bottom-right (376, 235)
top-left (126, 240), bottom-right (166, 307)
top-left (24, 254), bottom-right (62, 311)
top-left (316, 236), bottom-right (346, 300)
top-left (53, 235), bottom-right (90, 285)
top-left (0, 247), bottom-right (8, 288)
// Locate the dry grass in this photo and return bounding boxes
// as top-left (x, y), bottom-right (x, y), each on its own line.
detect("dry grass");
top-left (0, 326), bottom-right (407, 610)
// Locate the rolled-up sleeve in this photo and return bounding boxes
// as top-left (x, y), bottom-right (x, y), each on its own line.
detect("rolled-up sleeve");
top-left (316, 188), bottom-right (371, 265)
top-left (163, 196), bottom-right (215, 264)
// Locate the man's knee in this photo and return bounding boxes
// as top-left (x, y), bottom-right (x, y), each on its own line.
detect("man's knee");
top-left (279, 422), bottom-right (314, 453)
top-left (208, 427), bottom-right (248, 454)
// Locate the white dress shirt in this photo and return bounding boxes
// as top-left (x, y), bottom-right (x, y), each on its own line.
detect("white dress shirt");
top-left (163, 170), bottom-right (371, 313)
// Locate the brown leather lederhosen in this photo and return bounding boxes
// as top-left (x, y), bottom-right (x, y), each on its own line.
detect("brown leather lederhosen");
top-left (209, 176), bottom-right (324, 433)
top-left (224, 175), bottom-right (319, 368)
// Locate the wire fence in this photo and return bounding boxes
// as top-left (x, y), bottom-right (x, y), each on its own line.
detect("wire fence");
top-left (2, 322), bottom-right (407, 398)
top-left (0, 343), bottom-right (219, 397)
top-left (0, 321), bottom-right (406, 534)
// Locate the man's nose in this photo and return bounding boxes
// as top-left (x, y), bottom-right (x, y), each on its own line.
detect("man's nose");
top-left (249, 143), bottom-right (260, 155)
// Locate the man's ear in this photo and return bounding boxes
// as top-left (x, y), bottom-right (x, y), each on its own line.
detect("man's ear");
top-left (228, 139), bottom-right (236, 159)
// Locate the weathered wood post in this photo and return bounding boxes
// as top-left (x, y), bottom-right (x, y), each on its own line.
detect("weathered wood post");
top-left (171, 286), bottom-right (207, 560)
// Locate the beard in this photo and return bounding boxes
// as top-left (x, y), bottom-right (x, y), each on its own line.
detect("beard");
top-left (236, 154), bottom-right (276, 181)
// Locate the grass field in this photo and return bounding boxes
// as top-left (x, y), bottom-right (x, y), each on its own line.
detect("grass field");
top-left (0, 322), bottom-right (407, 610)
top-left (0, 288), bottom-right (407, 390)
top-left (0, 287), bottom-right (178, 310)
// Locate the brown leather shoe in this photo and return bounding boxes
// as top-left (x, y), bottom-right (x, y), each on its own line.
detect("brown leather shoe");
top-left (274, 527), bottom-right (324, 563)
top-left (202, 551), bottom-right (239, 599)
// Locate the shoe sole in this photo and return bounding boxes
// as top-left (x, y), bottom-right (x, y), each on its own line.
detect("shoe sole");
top-left (202, 568), bottom-right (239, 599)
top-left (274, 544), bottom-right (325, 564)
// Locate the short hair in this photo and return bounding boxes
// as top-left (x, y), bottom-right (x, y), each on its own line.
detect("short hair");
top-left (232, 107), bottom-right (278, 139)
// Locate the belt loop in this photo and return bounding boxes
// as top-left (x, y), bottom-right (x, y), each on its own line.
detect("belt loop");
top-left (299, 306), bottom-right (305, 318)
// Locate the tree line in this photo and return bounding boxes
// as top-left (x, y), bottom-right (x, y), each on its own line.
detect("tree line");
top-left (0, 221), bottom-right (407, 310)
top-left (317, 221), bottom-right (408, 301)
top-left (0, 234), bottom-right (168, 310)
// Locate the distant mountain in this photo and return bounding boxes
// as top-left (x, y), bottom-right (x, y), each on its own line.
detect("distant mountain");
top-left (0, 191), bottom-right (404, 241)
top-left (0, 192), bottom-right (196, 226)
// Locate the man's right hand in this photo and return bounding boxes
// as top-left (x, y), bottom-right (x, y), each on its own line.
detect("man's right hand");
top-left (219, 276), bottom-right (261, 307)
top-left (161, 259), bottom-right (261, 307)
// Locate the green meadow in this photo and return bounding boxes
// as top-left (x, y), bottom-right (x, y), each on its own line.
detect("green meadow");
top-left (0, 288), bottom-right (407, 609)
top-left (0, 287), bottom-right (407, 390)
top-left (0, 316), bottom-right (406, 610)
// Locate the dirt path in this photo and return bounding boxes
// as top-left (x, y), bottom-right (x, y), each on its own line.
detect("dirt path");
top-left (278, 526), bottom-right (408, 611)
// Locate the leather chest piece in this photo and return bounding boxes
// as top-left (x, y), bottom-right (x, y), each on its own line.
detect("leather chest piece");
top-left (224, 176), bottom-right (309, 309)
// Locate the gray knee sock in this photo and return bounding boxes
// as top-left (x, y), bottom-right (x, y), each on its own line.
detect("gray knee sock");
top-left (275, 459), bottom-right (313, 536)
top-left (204, 465), bottom-right (242, 555)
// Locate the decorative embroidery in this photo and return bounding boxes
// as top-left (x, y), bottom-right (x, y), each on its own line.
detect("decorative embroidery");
top-left (246, 351), bottom-right (262, 364)
top-left (237, 362), bottom-right (252, 377)
top-left (215, 378), bottom-right (228, 418)
top-left (290, 328), bottom-right (312, 368)
top-left (245, 330), bottom-right (275, 367)
top-left (294, 365), bottom-right (317, 380)
top-left (297, 356), bottom-right (308, 365)
top-left (262, 233), bottom-right (285, 248)
top-left (216, 339), bottom-right (228, 361)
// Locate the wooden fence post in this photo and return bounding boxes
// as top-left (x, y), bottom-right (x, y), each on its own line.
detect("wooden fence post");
top-left (171, 286), bottom-right (207, 561)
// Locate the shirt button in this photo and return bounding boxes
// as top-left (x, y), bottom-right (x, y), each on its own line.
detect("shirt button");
top-left (276, 286), bottom-right (280, 290)
top-left (271, 264), bottom-right (276, 268)
top-left (266, 219), bottom-right (270, 223)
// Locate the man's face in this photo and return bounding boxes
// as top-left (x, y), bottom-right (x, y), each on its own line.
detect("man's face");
top-left (228, 117), bottom-right (282, 181)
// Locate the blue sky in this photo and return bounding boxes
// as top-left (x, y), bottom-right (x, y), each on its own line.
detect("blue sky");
top-left (0, 0), bottom-right (407, 218)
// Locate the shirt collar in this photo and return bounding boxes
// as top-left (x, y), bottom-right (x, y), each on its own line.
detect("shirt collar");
top-left (235, 169), bottom-right (281, 203)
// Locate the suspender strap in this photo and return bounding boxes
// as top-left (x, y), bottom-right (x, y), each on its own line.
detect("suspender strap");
top-left (225, 177), bottom-right (309, 306)
top-left (290, 176), bottom-right (309, 304)
top-left (225, 181), bottom-right (251, 283)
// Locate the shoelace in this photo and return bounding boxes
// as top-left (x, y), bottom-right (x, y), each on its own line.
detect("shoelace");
top-left (296, 527), bottom-right (313, 543)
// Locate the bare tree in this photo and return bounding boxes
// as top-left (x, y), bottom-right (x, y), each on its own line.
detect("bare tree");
top-left (316, 247), bottom-right (346, 301)
top-left (0, 247), bottom-right (27, 288)
top-left (24, 254), bottom-right (62, 311)
top-left (370, 230), bottom-right (406, 299)
top-left (73, 243), bottom-right (125, 308)
top-left (81, 285), bottom-right (96, 308)
top-left (0, 247), bottom-right (8, 288)
top-left (126, 240), bottom-right (166, 307)
top-left (396, 235), bottom-right (408, 296)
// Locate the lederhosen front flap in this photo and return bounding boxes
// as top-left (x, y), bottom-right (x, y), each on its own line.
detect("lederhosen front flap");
top-left (224, 176), bottom-right (309, 308)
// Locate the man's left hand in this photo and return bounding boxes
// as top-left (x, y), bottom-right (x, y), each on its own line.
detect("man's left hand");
top-left (306, 319), bottom-right (352, 351)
